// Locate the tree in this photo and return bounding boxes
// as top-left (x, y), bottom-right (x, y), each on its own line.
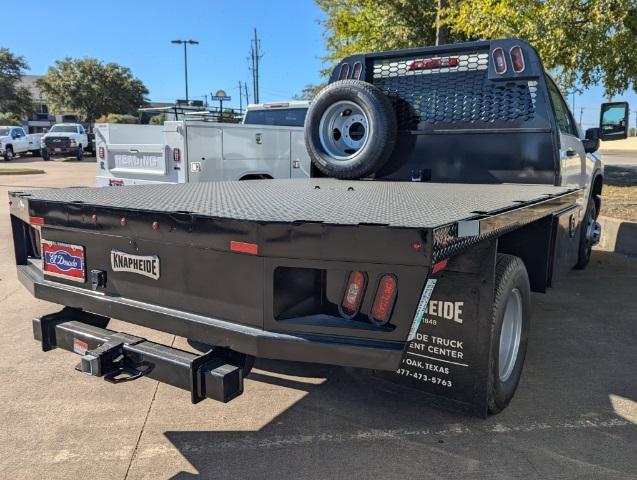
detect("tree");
top-left (37, 58), bottom-right (148, 124)
top-left (293, 84), bottom-right (326, 100)
top-left (317, 0), bottom-right (440, 71)
top-left (0, 48), bottom-right (33, 117)
top-left (317, 0), bottom-right (637, 96)
top-left (442, 0), bottom-right (637, 96)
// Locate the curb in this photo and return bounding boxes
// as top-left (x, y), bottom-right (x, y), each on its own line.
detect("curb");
top-left (595, 216), bottom-right (637, 257)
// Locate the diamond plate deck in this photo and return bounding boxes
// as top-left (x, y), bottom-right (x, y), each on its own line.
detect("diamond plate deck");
top-left (16, 179), bottom-right (576, 229)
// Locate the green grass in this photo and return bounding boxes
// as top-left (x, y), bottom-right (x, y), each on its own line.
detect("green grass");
top-left (0, 168), bottom-right (45, 175)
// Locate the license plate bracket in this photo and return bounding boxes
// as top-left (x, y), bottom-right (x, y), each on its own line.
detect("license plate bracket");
top-left (42, 240), bottom-right (86, 283)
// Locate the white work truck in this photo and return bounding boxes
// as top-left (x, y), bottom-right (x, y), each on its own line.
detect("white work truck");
top-left (95, 102), bottom-right (311, 186)
top-left (40, 123), bottom-right (89, 161)
top-left (0, 126), bottom-right (43, 161)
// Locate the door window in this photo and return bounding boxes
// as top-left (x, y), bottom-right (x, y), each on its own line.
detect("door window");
top-left (546, 76), bottom-right (578, 136)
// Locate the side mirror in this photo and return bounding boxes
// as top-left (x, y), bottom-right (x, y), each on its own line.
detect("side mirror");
top-left (600, 101), bottom-right (629, 141)
top-left (583, 128), bottom-right (600, 153)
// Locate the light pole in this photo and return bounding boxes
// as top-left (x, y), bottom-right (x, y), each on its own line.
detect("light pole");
top-left (171, 39), bottom-right (199, 102)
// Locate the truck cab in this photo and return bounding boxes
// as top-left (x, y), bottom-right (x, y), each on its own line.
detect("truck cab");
top-left (0, 126), bottom-right (43, 160)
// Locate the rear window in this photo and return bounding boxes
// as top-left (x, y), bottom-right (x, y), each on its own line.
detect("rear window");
top-left (244, 108), bottom-right (307, 127)
top-left (0, 128), bottom-right (9, 136)
top-left (50, 125), bottom-right (78, 133)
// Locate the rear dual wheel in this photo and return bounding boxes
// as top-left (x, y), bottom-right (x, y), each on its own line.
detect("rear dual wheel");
top-left (488, 254), bottom-right (531, 414)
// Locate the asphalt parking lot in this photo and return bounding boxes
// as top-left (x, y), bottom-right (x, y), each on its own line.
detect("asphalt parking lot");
top-left (0, 157), bottom-right (636, 480)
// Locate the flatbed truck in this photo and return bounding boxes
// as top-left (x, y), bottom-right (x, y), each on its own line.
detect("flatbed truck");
top-left (8, 39), bottom-right (629, 416)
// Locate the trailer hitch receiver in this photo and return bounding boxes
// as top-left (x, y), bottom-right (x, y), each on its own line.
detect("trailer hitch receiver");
top-left (32, 308), bottom-right (244, 403)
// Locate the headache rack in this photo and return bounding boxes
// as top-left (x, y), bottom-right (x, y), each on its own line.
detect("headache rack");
top-left (330, 38), bottom-right (549, 132)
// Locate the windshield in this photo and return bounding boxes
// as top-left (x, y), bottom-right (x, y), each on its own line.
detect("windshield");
top-left (244, 108), bottom-right (307, 127)
top-left (0, 128), bottom-right (9, 136)
top-left (50, 125), bottom-right (78, 133)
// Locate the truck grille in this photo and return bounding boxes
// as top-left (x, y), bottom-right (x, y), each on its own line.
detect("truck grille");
top-left (372, 52), bottom-right (537, 129)
top-left (45, 136), bottom-right (71, 148)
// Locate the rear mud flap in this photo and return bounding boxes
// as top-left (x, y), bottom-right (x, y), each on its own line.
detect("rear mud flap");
top-left (377, 240), bottom-right (497, 417)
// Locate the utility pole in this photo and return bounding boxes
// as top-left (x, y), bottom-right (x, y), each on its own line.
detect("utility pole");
top-left (435, 0), bottom-right (448, 46)
top-left (171, 39), bottom-right (199, 102)
top-left (580, 107), bottom-right (584, 126)
top-left (238, 81), bottom-right (243, 112)
top-left (249, 29), bottom-right (263, 104)
top-left (244, 82), bottom-right (250, 105)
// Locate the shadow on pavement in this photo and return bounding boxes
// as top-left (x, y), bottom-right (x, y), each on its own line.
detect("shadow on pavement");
top-left (164, 251), bottom-right (636, 479)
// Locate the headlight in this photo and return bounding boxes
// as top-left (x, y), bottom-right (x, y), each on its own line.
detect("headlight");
top-left (70, 139), bottom-right (78, 146)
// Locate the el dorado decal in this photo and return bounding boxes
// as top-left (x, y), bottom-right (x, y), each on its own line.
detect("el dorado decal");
top-left (42, 240), bottom-right (86, 283)
top-left (111, 250), bottom-right (160, 280)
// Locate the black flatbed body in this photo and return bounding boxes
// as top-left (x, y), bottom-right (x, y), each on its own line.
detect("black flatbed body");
top-left (11, 179), bottom-right (580, 264)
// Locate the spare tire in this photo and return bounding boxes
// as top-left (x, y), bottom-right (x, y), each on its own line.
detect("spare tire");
top-left (304, 79), bottom-right (397, 179)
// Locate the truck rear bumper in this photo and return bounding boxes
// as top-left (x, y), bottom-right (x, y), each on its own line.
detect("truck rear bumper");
top-left (18, 262), bottom-right (405, 371)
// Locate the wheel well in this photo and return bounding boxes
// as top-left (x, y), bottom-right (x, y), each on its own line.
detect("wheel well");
top-left (5, 144), bottom-right (13, 150)
top-left (239, 174), bottom-right (273, 180)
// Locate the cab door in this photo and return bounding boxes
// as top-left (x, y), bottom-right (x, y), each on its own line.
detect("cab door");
top-left (546, 77), bottom-right (587, 189)
top-left (12, 128), bottom-right (28, 153)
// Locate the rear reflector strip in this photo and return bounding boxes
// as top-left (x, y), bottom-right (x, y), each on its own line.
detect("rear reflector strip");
top-left (370, 274), bottom-right (397, 325)
top-left (230, 241), bottom-right (259, 256)
top-left (432, 259), bottom-right (448, 274)
top-left (340, 271), bottom-right (367, 318)
top-left (29, 216), bottom-right (45, 226)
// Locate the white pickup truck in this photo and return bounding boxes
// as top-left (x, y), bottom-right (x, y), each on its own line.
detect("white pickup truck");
top-left (0, 126), bottom-right (43, 161)
top-left (95, 102), bottom-right (311, 186)
top-left (40, 123), bottom-right (89, 161)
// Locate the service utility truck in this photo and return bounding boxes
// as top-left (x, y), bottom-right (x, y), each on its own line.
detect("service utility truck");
top-left (9, 39), bottom-right (628, 416)
top-left (0, 126), bottom-right (43, 160)
top-left (94, 101), bottom-right (311, 186)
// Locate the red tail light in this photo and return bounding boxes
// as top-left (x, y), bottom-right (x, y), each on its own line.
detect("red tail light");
top-left (492, 47), bottom-right (507, 74)
top-left (98, 146), bottom-right (105, 159)
top-left (340, 271), bottom-right (367, 317)
top-left (338, 63), bottom-right (350, 80)
top-left (409, 56), bottom-right (458, 71)
top-left (509, 45), bottom-right (525, 73)
top-left (370, 274), bottom-right (397, 325)
top-left (173, 147), bottom-right (181, 162)
top-left (29, 216), bottom-right (45, 226)
top-left (352, 62), bottom-right (363, 80)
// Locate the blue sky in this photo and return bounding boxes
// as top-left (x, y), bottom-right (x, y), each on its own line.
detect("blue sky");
top-left (2, 0), bottom-right (635, 129)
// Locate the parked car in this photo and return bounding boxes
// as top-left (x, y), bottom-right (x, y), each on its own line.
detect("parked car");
top-left (40, 123), bottom-right (89, 161)
top-left (0, 126), bottom-right (43, 161)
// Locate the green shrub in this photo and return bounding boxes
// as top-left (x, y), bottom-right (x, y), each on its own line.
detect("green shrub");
top-left (0, 112), bottom-right (21, 125)
top-left (95, 113), bottom-right (139, 124)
